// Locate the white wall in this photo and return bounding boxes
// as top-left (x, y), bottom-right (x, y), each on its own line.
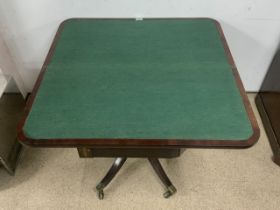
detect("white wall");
top-left (0, 0), bottom-right (280, 91)
top-left (0, 27), bottom-right (27, 96)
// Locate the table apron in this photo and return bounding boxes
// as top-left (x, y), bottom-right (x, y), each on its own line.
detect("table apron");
top-left (77, 147), bottom-right (185, 158)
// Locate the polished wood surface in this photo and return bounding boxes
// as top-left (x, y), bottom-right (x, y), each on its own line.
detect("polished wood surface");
top-left (256, 49), bottom-right (280, 166)
top-left (0, 94), bottom-right (24, 175)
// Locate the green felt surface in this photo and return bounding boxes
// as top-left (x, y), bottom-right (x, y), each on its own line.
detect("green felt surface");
top-left (23, 19), bottom-right (253, 140)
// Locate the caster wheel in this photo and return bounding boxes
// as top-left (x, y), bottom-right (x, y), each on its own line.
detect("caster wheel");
top-left (163, 185), bottom-right (177, 198)
top-left (97, 190), bottom-right (104, 200)
top-left (163, 190), bottom-right (172, 198)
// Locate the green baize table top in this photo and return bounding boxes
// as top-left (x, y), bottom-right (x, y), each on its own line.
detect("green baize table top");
top-left (23, 19), bottom-right (253, 142)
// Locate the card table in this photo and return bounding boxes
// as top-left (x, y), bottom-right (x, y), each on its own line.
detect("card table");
top-left (18, 18), bottom-right (259, 199)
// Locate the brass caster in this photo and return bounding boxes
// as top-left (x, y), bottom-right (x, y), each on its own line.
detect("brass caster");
top-left (97, 189), bottom-right (104, 200)
top-left (96, 183), bottom-right (105, 200)
top-left (163, 185), bottom-right (177, 198)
